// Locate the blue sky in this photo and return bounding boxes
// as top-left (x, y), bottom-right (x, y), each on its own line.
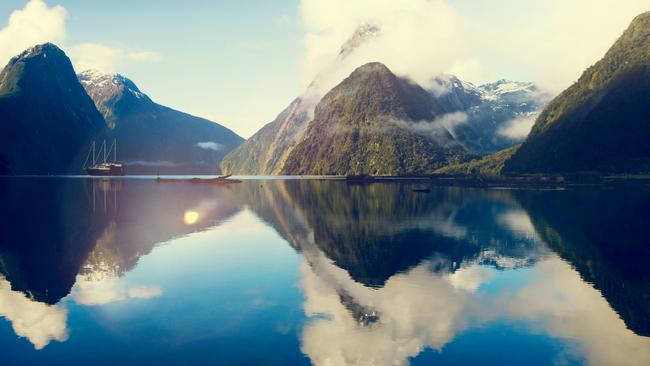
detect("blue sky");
top-left (0, 0), bottom-right (305, 137)
top-left (1, 0), bottom-right (648, 137)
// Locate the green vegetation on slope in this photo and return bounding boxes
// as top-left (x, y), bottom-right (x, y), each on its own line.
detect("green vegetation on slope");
top-left (505, 11), bottom-right (650, 174)
top-left (281, 62), bottom-right (470, 176)
top-left (434, 145), bottom-right (520, 176)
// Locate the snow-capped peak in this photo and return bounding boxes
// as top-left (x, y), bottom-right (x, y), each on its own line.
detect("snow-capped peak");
top-left (78, 69), bottom-right (147, 99)
top-left (480, 79), bottom-right (536, 96)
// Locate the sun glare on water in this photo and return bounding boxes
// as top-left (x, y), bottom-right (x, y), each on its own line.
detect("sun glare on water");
top-left (184, 211), bottom-right (200, 225)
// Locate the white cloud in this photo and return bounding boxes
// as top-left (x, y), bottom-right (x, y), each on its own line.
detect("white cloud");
top-left (300, 0), bottom-right (472, 94)
top-left (299, 251), bottom-right (650, 366)
top-left (0, 0), bottom-right (66, 68)
top-left (299, 0), bottom-right (650, 93)
top-left (69, 43), bottom-right (162, 73)
top-left (498, 113), bottom-right (539, 140)
top-left (0, 276), bottom-right (69, 350)
top-left (195, 141), bottom-right (226, 151)
top-left (72, 275), bottom-right (162, 306)
top-left (388, 112), bottom-right (469, 143)
top-left (0, 1), bottom-right (161, 74)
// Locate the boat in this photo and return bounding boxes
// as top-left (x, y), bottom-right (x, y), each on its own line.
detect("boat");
top-left (83, 140), bottom-right (125, 176)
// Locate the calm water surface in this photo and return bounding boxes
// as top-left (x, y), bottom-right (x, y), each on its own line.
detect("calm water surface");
top-left (0, 178), bottom-right (649, 365)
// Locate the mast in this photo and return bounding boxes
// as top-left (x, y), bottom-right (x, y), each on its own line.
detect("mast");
top-left (102, 140), bottom-right (107, 163)
top-left (114, 139), bottom-right (117, 162)
top-left (92, 141), bottom-right (96, 165)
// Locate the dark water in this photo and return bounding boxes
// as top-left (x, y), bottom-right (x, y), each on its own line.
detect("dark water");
top-left (0, 177), bottom-right (649, 366)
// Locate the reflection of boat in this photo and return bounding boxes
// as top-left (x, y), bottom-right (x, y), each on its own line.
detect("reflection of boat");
top-left (84, 140), bottom-right (125, 176)
top-left (156, 174), bottom-right (242, 184)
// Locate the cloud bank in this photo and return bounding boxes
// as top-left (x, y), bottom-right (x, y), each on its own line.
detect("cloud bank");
top-left (0, 276), bottom-right (68, 350)
top-left (300, 0), bottom-right (650, 93)
top-left (0, 1), bottom-right (161, 73)
top-left (69, 43), bottom-right (162, 73)
top-left (498, 113), bottom-right (539, 140)
top-left (0, 0), bottom-right (66, 68)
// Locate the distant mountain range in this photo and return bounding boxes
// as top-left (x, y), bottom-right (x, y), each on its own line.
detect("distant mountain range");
top-left (444, 11), bottom-right (650, 176)
top-left (0, 43), bottom-right (243, 175)
top-left (3, 10), bottom-right (648, 176)
top-left (431, 76), bottom-right (551, 154)
top-left (78, 70), bottom-right (243, 174)
top-left (221, 25), bottom-right (550, 175)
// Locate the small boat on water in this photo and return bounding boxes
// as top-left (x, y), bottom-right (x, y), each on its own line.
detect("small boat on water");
top-left (84, 140), bottom-right (125, 176)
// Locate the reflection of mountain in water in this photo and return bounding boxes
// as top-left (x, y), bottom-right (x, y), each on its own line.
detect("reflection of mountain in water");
top-left (514, 187), bottom-right (650, 336)
top-left (0, 178), bottom-right (241, 306)
top-left (232, 180), bottom-right (545, 287)
top-left (231, 180), bottom-right (650, 362)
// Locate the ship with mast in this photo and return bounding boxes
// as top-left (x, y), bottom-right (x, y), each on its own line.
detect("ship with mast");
top-left (83, 139), bottom-right (125, 176)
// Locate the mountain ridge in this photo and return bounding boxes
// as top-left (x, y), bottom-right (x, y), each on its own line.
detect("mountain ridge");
top-left (504, 11), bottom-right (650, 174)
top-left (0, 43), bottom-right (105, 174)
top-left (78, 69), bottom-right (244, 174)
top-left (280, 62), bottom-right (470, 175)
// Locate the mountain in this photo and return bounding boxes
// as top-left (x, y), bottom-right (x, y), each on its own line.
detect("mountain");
top-left (430, 76), bottom-right (551, 154)
top-left (434, 145), bottom-right (520, 176)
top-left (504, 11), bottom-right (650, 174)
top-left (0, 43), bottom-right (105, 174)
top-left (220, 24), bottom-right (381, 175)
top-left (228, 180), bottom-right (544, 287)
top-left (281, 62), bottom-right (470, 176)
top-left (78, 70), bottom-right (243, 174)
top-left (221, 22), bottom-right (549, 175)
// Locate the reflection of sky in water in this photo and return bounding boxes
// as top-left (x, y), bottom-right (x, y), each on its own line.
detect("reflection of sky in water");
top-left (0, 180), bottom-right (649, 366)
top-left (300, 253), bottom-right (650, 366)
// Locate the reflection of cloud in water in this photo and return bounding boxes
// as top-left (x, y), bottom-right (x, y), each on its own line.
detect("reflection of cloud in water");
top-left (0, 276), bottom-right (68, 350)
top-left (504, 258), bottom-right (650, 366)
top-left (300, 259), bottom-right (485, 366)
top-left (300, 255), bottom-right (650, 366)
top-left (72, 275), bottom-right (162, 306)
top-left (498, 209), bottom-right (540, 240)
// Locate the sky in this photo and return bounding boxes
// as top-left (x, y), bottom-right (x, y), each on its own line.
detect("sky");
top-left (0, 0), bottom-right (648, 138)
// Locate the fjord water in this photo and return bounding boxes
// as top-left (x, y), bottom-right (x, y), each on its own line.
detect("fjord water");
top-left (0, 178), bottom-right (649, 366)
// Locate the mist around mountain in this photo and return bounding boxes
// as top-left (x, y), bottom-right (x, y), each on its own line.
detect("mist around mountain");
top-left (78, 70), bottom-right (243, 174)
top-left (281, 62), bottom-right (471, 176)
top-left (221, 24), bottom-right (550, 176)
top-left (430, 76), bottom-right (551, 154)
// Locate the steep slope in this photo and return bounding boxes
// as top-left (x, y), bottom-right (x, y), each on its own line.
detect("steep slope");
top-left (434, 145), bottom-right (520, 176)
top-left (220, 24), bottom-right (380, 175)
top-left (431, 76), bottom-right (551, 154)
top-left (281, 63), bottom-right (470, 175)
top-left (504, 12), bottom-right (650, 174)
top-left (78, 70), bottom-right (243, 174)
top-left (0, 44), bottom-right (105, 174)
